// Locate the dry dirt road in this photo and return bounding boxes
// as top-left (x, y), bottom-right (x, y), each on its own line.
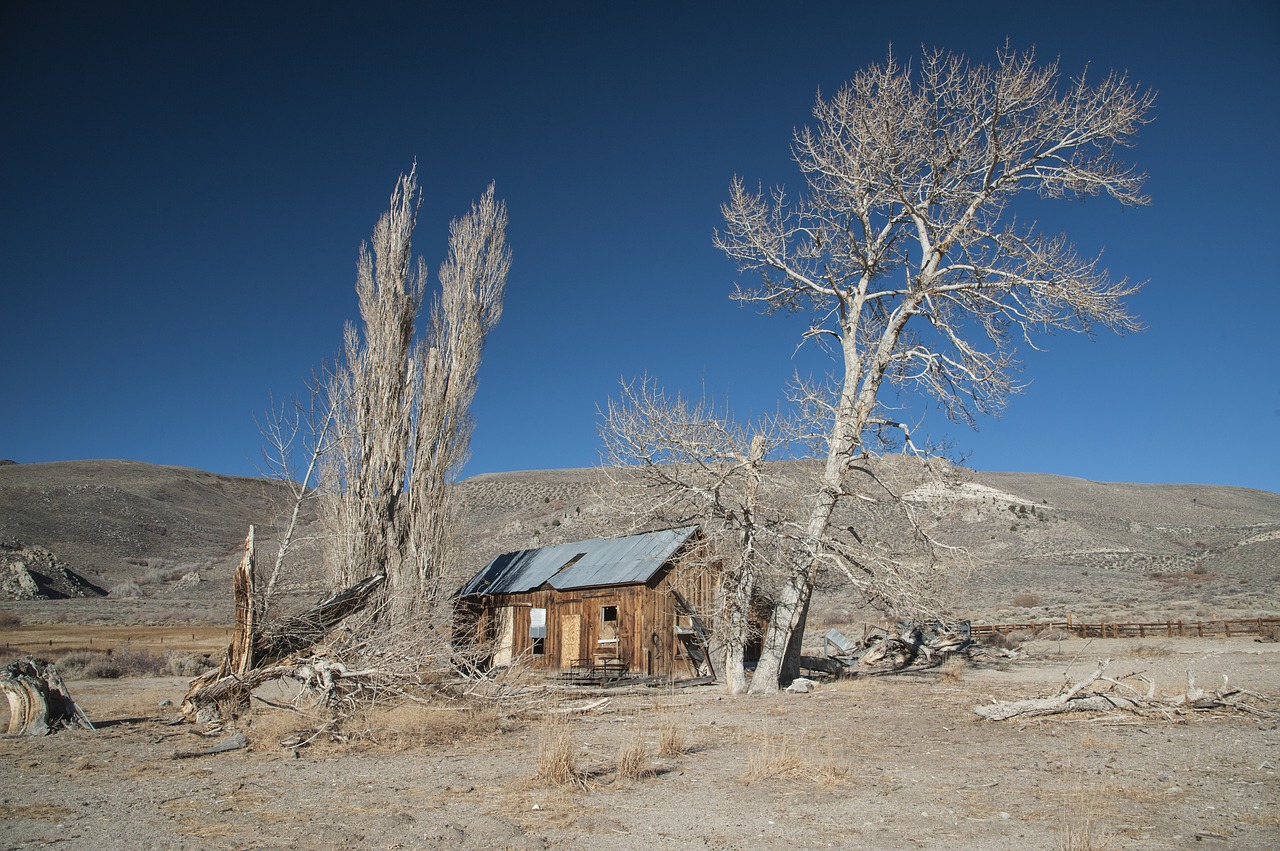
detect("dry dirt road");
top-left (2, 637), bottom-right (1278, 850)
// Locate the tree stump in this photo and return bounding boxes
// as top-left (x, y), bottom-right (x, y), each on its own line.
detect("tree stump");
top-left (1, 656), bottom-right (94, 735)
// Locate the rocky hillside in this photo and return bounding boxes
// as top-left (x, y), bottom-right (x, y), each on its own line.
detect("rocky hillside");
top-left (0, 459), bottom-right (1276, 626)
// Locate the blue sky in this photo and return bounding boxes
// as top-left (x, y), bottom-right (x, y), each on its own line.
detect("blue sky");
top-left (2, 1), bottom-right (1278, 493)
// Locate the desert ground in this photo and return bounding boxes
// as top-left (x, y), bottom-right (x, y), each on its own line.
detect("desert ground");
top-left (3, 460), bottom-right (1278, 848)
top-left (2, 632), bottom-right (1278, 850)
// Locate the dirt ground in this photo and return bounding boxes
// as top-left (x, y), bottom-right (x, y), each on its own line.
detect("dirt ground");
top-left (2, 636), bottom-right (1277, 850)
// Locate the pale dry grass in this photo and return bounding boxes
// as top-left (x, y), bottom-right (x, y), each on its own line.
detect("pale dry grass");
top-left (615, 731), bottom-right (649, 781)
top-left (535, 716), bottom-right (586, 789)
top-left (938, 656), bottom-right (968, 682)
top-left (657, 712), bottom-right (688, 757)
top-left (1057, 778), bottom-right (1113, 850)
top-left (741, 733), bottom-right (849, 787)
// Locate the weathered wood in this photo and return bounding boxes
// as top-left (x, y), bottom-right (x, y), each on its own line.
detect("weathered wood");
top-left (182, 569), bottom-right (388, 724)
top-left (229, 526), bottom-right (256, 677)
top-left (975, 662), bottom-right (1276, 721)
top-left (171, 731), bottom-right (248, 759)
top-left (0, 656), bottom-right (94, 735)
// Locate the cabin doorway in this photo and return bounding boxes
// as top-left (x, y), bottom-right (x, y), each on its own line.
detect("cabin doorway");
top-left (559, 613), bottom-right (582, 668)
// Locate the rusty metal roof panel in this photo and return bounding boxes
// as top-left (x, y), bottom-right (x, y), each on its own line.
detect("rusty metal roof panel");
top-left (458, 526), bottom-right (698, 596)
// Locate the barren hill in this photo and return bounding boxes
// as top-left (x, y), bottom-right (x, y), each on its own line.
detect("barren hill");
top-left (0, 459), bottom-right (1276, 627)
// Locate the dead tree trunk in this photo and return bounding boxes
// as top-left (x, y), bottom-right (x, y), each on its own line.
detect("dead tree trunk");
top-left (182, 526), bottom-right (386, 725)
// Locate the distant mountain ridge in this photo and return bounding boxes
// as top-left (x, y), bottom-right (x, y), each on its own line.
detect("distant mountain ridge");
top-left (1, 459), bottom-right (1276, 624)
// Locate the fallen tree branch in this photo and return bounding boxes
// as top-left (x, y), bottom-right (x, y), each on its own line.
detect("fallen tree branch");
top-left (975, 662), bottom-right (1276, 721)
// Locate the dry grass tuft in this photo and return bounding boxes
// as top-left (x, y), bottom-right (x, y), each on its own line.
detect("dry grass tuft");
top-left (1131, 642), bottom-right (1173, 658)
top-left (742, 734), bottom-right (848, 787)
top-left (353, 700), bottom-right (510, 749)
top-left (615, 731), bottom-right (649, 781)
top-left (657, 712), bottom-right (688, 757)
top-left (937, 656), bottom-right (968, 682)
top-left (536, 716), bottom-right (586, 789)
top-left (1012, 593), bottom-right (1043, 608)
top-left (246, 706), bottom-right (323, 750)
top-left (1057, 783), bottom-right (1111, 850)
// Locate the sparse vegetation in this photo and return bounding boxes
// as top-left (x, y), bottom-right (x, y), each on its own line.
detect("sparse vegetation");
top-left (742, 734), bottom-right (848, 787)
top-left (938, 655), bottom-right (968, 682)
top-left (657, 711), bottom-right (688, 757)
top-left (56, 646), bottom-right (162, 678)
top-left (108, 581), bottom-right (142, 599)
top-left (1012, 593), bottom-right (1043, 608)
top-left (535, 716), bottom-right (585, 789)
top-left (615, 732), bottom-right (649, 781)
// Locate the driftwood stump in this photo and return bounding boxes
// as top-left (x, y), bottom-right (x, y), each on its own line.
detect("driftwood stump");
top-left (1, 656), bottom-right (94, 735)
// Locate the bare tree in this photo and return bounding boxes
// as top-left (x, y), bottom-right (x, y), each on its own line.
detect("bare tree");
top-left (321, 167), bottom-right (510, 638)
top-left (256, 374), bottom-right (339, 617)
top-left (599, 377), bottom-right (802, 694)
top-left (714, 45), bottom-right (1153, 692)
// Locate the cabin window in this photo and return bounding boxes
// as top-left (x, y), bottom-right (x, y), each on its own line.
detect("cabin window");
top-left (530, 607), bottom-right (547, 655)
top-left (599, 605), bottom-right (619, 646)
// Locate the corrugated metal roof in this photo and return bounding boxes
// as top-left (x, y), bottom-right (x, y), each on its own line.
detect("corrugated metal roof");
top-left (457, 526), bottom-right (699, 596)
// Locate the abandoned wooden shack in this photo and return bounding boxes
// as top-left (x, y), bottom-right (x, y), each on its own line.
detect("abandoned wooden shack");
top-left (454, 526), bottom-right (716, 679)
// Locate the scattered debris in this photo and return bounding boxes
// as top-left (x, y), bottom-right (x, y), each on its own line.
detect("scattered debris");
top-left (815, 621), bottom-right (973, 674)
top-left (0, 656), bottom-right (94, 735)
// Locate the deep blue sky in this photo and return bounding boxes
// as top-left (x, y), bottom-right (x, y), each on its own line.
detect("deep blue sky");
top-left (2, 1), bottom-right (1278, 493)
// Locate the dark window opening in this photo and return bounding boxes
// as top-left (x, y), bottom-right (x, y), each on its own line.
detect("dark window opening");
top-left (599, 605), bottom-right (619, 646)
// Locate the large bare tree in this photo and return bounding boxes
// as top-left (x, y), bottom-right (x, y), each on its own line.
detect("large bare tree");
top-left (715, 46), bottom-right (1153, 692)
top-left (322, 167), bottom-right (510, 635)
top-left (599, 377), bottom-right (801, 694)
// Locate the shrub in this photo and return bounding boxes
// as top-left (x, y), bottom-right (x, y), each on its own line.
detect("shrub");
top-left (108, 581), bottom-right (142, 599)
top-left (165, 652), bottom-right (216, 677)
top-left (1011, 593), bottom-right (1043, 608)
top-left (56, 645), bottom-right (169, 679)
top-left (0, 611), bottom-right (21, 627)
top-left (982, 631), bottom-right (1026, 650)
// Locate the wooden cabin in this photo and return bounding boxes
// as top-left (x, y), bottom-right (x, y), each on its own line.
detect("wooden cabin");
top-left (454, 526), bottom-right (716, 679)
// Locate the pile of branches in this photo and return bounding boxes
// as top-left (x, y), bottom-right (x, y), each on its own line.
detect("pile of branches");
top-left (858, 621), bottom-right (972, 670)
top-left (974, 661), bottom-right (1276, 721)
top-left (182, 529), bottom-right (543, 736)
top-left (806, 620), bottom-right (973, 676)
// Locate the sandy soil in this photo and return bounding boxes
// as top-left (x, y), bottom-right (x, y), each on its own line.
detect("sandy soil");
top-left (3, 637), bottom-right (1277, 850)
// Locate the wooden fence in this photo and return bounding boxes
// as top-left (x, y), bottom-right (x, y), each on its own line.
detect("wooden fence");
top-left (971, 616), bottom-right (1280, 640)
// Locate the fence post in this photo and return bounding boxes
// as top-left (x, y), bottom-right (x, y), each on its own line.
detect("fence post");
top-left (1224, 620), bottom-right (1231, 638)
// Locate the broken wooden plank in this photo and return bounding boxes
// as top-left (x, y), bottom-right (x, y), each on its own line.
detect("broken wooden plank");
top-left (171, 731), bottom-right (248, 759)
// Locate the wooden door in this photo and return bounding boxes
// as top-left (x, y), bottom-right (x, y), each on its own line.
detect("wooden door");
top-left (559, 613), bottom-right (582, 668)
top-left (492, 606), bottom-right (515, 666)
